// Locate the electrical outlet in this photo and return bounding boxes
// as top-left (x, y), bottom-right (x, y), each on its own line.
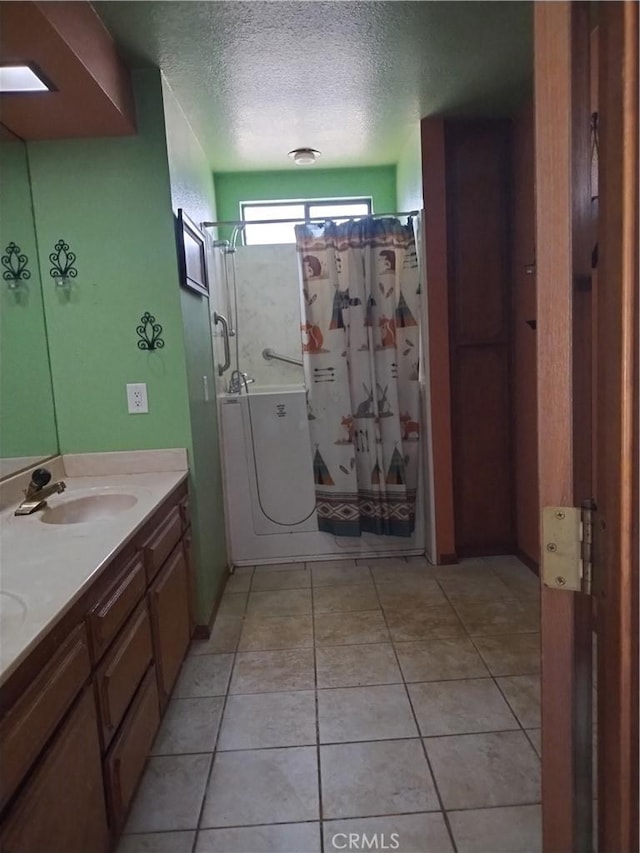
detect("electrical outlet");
top-left (126, 382), bottom-right (148, 414)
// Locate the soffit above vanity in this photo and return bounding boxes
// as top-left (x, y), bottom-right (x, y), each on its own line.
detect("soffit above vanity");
top-left (0, 1), bottom-right (136, 140)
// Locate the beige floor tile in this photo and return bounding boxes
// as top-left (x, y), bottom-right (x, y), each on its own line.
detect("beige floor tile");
top-left (438, 576), bottom-right (514, 603)
top-left (321, 739), bottom-right (439, 819)
top-left (314, 611), bottom-right (389, 646)
top-left (323, 813), bottom-right (454, 853)
top-left (254, 561), bottom-right (307, 572)
top-left (151, 697), bottom-right (224, 755)
top-left (173, 654), bottom-right (234, 698)
top-left (376, 581), bottom-right (447, 610)
top-left (117, 832), bottom-right (196, 853)
top-left (312, 563), bottom-right (373, 587)
top-left (252, 568), bottom-right (311, 591)
top-left (201, 746), bottom-right (319, 827)
top-left (216, 592), bottom-right (248, 618)
top-left (454, 599), bottom-right (539, 636)
top-left (190, 617), bottom-right (243, 655)
top-left (473, 633), bottom-right (540, 676)
top-left (224, 567), bottom-right (253, 594)
top-left (386, 604), bottom-right (465, 642)
top-left (371, 565), bottom-right (436, 586)
top-left (448, 804), bottom-right (542, 853)
top-left (433, 561), bottom-right (498, 581)
top-left (356, 557), bottom-right (407, 567)
top-left (425, 731), bottom-right (540, 810)
top-left (526, 729), bottom-right (542, 758)
top-left (409, 679), bottom-right (518, 736)
top-left (405, 555), bottom-right (434, 567)
top-left (313, 582), bottom-right (379, 613)
top-left (230, 648), bottom-right (315, 693)
top-left (218, 691), bottom-right (316, 750)
top-left (125, 754), bottom-right (211, 832)
top-left (238, 614), bottom-right (313, 651)
top-left (316, 643), bottom-right (402, 688)
top-left (307, 558), bottom-right (356, 569)
top-left (395, 637), bottom-right (489, 682)
top-left (318, 684), bottom-right (418, 743)
top-left (247, 588), bottom-right (312, 616)
top-left (497, 675), bottom-right (541, 728)
top-left (487, 555), bottom-right (533, 575)
top-left (196, 823), bottom-right (321, 853)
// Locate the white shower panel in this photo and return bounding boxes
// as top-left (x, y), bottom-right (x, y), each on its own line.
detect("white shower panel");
top-left (233, 244), bottom-right (305, 386)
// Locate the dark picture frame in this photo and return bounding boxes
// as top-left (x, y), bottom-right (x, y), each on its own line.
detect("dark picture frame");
top-left (175, 208), bottom-right (209, 297)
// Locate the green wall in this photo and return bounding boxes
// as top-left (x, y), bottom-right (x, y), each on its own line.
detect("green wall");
top-left (214, 165), bottom-right (397, 236)
top-left (161, 76), bottom-right (228, 624)
top-left (396, 124), bottom-right (424, 213)
top-left (27, 70), bottom-right (191, 455)
top-left (0, 140), bottom-right (58, 460)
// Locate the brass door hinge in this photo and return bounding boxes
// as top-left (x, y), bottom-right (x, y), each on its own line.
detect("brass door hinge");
top-left (541, 501), bottom-right (595, 594)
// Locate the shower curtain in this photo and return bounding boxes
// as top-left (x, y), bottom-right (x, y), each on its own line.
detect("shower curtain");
top-left (295, 216), bottom-right (421, 537)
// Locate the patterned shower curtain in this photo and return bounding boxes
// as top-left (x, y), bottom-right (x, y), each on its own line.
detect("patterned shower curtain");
top-left (295, 216), bottom-right (421, 537)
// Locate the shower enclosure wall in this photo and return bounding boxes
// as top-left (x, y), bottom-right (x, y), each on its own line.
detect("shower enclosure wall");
top-left (208, 223), bottom-right (435, 567)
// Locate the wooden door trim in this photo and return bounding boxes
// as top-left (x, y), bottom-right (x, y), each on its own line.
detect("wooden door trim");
top-left (421, 118), bottom-right (457, 563)
top-left (534, 4), bottom-right (594, 850)
top-left (596, 3), bottom-right (639, 850)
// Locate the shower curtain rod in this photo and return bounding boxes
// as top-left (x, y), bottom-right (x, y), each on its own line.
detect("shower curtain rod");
top-left (200, 210), bottom-right (420, 229)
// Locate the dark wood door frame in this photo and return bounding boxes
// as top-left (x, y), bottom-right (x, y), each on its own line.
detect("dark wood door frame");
top-left (536, 2), bottom-right (639, 850)
top-left (535, 4), bottom-right (595, 850)
top-left (595, 3), bottom-right (639, 850)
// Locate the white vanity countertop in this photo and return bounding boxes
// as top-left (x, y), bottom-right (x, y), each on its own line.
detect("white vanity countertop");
top-left (0, 470), bottom-right (188, 687)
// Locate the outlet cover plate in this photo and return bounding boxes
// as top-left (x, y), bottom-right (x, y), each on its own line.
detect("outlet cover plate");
top-left (126, 382), bottom-right (148, 414)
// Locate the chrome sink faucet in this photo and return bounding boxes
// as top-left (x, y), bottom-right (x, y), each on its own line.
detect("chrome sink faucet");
top-left (15, 468), bottom-right (67, 516)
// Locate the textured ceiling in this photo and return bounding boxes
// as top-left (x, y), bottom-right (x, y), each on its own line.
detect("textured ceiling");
top-left (95, 1), bottom-right (532, 171)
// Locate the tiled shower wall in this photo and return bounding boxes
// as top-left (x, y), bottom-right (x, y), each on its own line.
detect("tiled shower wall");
top-left (233, 244), bottom-right (305, 387)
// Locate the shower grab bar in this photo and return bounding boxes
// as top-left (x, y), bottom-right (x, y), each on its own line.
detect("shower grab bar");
top-left (263, 348), bottom-right (303, 367)
top-left (213, 312), bottom-right (231, 376)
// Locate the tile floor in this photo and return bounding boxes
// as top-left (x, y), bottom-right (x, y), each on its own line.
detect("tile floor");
top-left (118, 555), bottom-right (542, 853)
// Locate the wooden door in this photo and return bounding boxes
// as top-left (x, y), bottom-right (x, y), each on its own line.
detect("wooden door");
top-left (535, 2), bottom-right (638, 850)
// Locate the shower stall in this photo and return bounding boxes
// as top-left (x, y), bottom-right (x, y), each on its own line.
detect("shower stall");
top-left (205, 216), bottom-right (436, 567)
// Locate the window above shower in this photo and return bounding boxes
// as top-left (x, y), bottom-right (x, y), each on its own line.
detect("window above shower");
top-left (240, 197), bottom-right (372, 245)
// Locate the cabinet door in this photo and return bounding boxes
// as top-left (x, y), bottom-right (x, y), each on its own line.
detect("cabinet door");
top-left (148, 544), bottom-right (190, 707)
top-left (0, 687), bottom-right (109, 853)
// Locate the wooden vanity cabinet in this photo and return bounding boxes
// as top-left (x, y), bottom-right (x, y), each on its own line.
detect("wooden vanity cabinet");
top-left (0, 687), bottom-right (109, 853)
top-left (0, 480), bottom-right (194, 851)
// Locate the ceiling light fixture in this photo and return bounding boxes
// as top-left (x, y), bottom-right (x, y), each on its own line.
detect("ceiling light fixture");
top-left (288, 148), bottom-right (321, 166)
top-left (0, 64), bottom-right (52, 93)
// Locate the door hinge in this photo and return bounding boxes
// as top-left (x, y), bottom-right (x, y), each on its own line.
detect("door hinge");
top-left (541, 500), bottom-right (595, 594)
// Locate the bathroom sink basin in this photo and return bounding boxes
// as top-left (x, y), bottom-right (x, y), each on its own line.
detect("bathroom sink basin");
top-left (0, 591), bottom-right (27, 626)
top-left (39, 493), bottom-right (138, 525)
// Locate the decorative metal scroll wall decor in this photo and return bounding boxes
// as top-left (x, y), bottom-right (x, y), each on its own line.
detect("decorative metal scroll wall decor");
top-left (136, 312), bottom-right (165, 351)
top-left (49, 238), bottom-right (78, 286)
top-left (2, 242), bottom-right (31, 289)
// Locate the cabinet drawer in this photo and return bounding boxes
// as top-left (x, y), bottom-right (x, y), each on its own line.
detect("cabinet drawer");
top-left (87, 555), bottom-right (146, 662)
top-left (149, 544), bottom-right (191, 707)
top-left (104, 666), bottom-right (160, 833)
top-left (142, 506), bottom-right (182, 583)
top-left (96, 602), bottom-right (153, 748)
top-left (0, 625), bottom-right (90, 810)
top-left (0, 687), bottom-right (109, 853)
